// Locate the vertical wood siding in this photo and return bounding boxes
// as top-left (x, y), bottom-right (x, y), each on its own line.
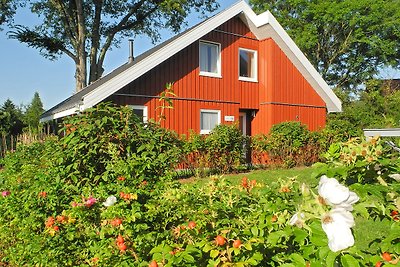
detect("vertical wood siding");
top-left (109, 17), bottom-right (258, 136)
top-left (252, 38), bottom-right (326, 134)
top-left (107, 16), bottom-right (327, 136)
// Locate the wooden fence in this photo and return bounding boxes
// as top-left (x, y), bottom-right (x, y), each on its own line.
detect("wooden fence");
top-left (0, 132), bottom-right (50, 159)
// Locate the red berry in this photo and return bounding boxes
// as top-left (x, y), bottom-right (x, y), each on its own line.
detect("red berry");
top-left (188, 221), bottom-right (197, 229)
top-left (116, 235), bottom-right (124, 244)
top-left (45, 217), bottom-right (55, 228)
top-left (382, 252), bottom-right (392, 262)
top-left (215, 235), bottom-right (226, 246)
top-left (241, 177), bottom-right (248, 188)
top-left (56, 215), bottom-right (67, 223)
top-left (271, 215), bottom-right (278, 222)
top-left (391, 210), bottom-right (399, 220)
top-left (111, 218), bottom-right (122, 227)
top-left (149, 260), bottom-right (158, 267)
top-left (233, 239), bottom-right (241, 248)
top-left (53, 225), bottom-right (59, 231)
top-left (375, 261), bottom-right (382, 267)
top-left (117, 176), bottom-right (125, 181)
top-left (38, 191), bottom-right (47, 198)
top-left (118, 242), bottom-right (127, 251)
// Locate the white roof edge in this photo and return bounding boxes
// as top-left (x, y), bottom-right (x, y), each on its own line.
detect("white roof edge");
top-left (52, 0), bottom-right (341, 117)
top-left (40, 107), bottom-right (78, 122)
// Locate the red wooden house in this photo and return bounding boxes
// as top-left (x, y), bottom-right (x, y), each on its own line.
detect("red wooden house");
top-left (41, 1), bottom-right (341, 137)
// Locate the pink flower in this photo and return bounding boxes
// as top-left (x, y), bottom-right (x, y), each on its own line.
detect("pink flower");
top-left (85, 197), bottom-right (97, 208)
top-left (2, 191), bottom-right (10, 197)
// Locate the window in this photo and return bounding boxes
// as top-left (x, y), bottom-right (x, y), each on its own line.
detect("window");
top-left (239, 48), bottom-right (257, 82)
top-left (129, 105), bottom-right (148, 123)
top-left (200, 109), bottom-right (221, 134)
top-left (199, 41), bottom-right (221, 77)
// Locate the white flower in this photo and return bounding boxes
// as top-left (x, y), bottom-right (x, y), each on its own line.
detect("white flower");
top-left (289, 212), bottom-right (305, 227)
top-left (103, 195), bottom-right (117, 207)
top-left (322, 208), bottom-right (355, 252)
top-left (389, 173), bottom-right (400, 182)
top-left (318, 175), bottom-right (359, 210)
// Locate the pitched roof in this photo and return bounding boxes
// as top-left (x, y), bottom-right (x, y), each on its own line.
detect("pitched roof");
top-left (41, 0), bottom-right (341, 122)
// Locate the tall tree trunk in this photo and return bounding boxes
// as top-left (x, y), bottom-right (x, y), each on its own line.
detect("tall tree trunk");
top-left (89, 0), bottom-right (103, 84)
top-left (75, 0), bottom-right (87, 91)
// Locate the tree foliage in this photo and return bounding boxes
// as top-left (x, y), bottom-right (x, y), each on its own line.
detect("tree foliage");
top-left (250, 0), bottom-right (400, 93)
top-left (5, 0), bottom-right (219, 91)
top-left (327, 79), bottom-right (400, 133)
top-left (0, 99), bottom-right (24, 136)
top-left (24, 91), bottom-right (44, 133)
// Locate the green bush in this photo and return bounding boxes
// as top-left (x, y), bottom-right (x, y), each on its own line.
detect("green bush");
top-left (57, 103), bottom-right (183, 186)
top-left (183, 124), bottom-right (246, 176)
top-left (263, 122), bottom-right (325, 167)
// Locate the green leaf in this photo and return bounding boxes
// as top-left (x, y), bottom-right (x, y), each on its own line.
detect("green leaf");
top-left (251, 226), bottom-right (258, 236)
top-left (290, 253), bottom-right (306, 265)
top-left (325, 251), bottom-right (338, 267)
top-left (340, 254), bottom-right (360, 267)
top-left (210, 250), bottom-right (219, 259)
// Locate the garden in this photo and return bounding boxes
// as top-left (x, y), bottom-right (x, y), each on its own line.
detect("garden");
top-left (0, 104), bottom-right (399, 266)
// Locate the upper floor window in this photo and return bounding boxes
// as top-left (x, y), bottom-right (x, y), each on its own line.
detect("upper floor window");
top-left (239, 48), bottom-right (257, 82)
top-left (200, 109), bottom-right (221, 134)
top-left (129, 105), bottom-right (148, 123)
top-left (199, 41), bottom-right (221, 77)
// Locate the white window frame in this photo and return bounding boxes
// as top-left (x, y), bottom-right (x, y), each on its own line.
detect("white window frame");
top-left (200, 109), bottom-right (221, 135)
top-left (129, 105), bottom-right (148, 123)
top-left (238, 48), bottom-right (258, 82)
top-left (199, 40), bottom-right (222, 78)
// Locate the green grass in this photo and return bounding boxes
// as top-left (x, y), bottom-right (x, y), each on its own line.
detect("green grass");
top-left (180, 166), bottom-right (318, 187)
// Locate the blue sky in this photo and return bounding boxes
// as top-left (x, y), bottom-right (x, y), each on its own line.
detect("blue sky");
top-left (0, 1), bottom-right (238, 110)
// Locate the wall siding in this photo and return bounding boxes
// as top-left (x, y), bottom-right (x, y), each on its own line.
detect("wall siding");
top-left (107, 16), bottom-right (327, 136)
top-left (252, 38), bottom-right (326, 134)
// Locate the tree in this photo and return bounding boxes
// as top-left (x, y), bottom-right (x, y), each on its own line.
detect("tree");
top-left (24, 92), bottom-right (44, 133)
top-left (5, 0), bottom-right (219, 91)
top-left (0, 99), bottom-right (24, 136)
top-left (0, 0), bottom-right (18, 26)
top-left (327, 79), bottom-right (400, 134)
top-left (250, 0), bottom-right (400, 94)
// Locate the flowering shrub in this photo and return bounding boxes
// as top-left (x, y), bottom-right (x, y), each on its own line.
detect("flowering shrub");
top-left (58, 103), bottom-right (183, 185)
top-left (290, 175), bottom-right (359, 252)
top-left (0, 110), bottom-right (399, 266)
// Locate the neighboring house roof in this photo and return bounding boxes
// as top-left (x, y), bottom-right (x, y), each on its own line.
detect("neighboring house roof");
top-left (40, 0), bottom-right (342, 122)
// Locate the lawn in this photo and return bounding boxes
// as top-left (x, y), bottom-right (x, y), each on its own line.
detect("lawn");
top-left (181, 166), bottom-right (318, 186)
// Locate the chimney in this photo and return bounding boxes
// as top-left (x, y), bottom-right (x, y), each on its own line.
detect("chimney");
top-left (128, 39), bottom-right (134, 63)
